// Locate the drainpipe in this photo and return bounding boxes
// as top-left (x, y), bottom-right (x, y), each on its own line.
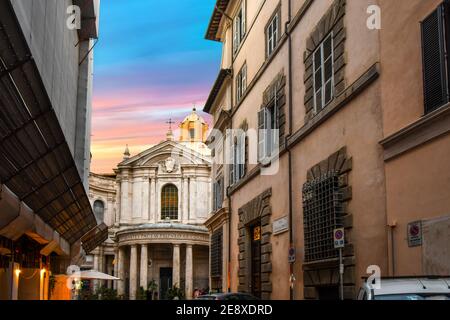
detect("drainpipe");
top-left (286, 0), bottom-right (295, 301)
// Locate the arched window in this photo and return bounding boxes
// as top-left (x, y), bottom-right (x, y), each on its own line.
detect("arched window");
top-left (93, 200), bottom-right (105, 223)
top-left (161, 184), bottom-right (178, 220)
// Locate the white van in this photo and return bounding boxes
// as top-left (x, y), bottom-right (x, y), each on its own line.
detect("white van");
top-left (357, 277), bottom-right (450, 300)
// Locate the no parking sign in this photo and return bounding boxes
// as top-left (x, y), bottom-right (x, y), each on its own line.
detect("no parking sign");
top-left (334, 228), bottom-right (345, 249)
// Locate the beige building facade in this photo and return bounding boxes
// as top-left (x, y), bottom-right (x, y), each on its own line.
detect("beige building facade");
top-left (204, 0), bottom-right (450, 300)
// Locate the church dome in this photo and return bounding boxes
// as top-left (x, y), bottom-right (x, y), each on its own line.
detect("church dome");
top-left (182, 108), bottom-right (206, 124)
top-left (179, 108), bottom-right (209, 143)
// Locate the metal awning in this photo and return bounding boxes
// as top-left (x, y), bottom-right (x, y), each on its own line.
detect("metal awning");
top-left (0, 1), bottom-right (97, 244)
top-left (81, 223), bottom-right (108, 254)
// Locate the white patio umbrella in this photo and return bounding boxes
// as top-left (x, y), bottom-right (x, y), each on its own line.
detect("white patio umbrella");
top-left (69, 270), bottom-right (120, 281)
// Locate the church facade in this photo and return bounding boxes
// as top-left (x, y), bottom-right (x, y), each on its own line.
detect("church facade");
top-left (88, 110), bottom-right (212, 300)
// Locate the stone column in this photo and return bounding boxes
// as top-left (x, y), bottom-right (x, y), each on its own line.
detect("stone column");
top-left (182, 177), bottom-right (189, 223)
top-left (113, 250), bottom-right (119, 290)
top-left (142, 176), bottom-right (150, 221)
top-left (93, 254), bottom-right (99, 290)
top-left (185, 245), bottom-right (193, 300)
top-left (150, 177), bottom-right (156, 222)
top-left (172, 244), bottom-right (180, 288)
top-left (129, 245), bottom-right (138, 300)
top-left (120, 175), bottom-right (130, 222)
top-left (117, 247), bottom-right (126, 296)
top-left (140, 244), bottom-right (148, 290)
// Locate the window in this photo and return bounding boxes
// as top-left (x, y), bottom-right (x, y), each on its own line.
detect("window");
top-left (266, 10), bottom-right (280, 57)
top-left (93, 200), bottom-right (105, 223)
top-left (213, 177), bottom-right (224, 212)
top-left (211, 228), bottom-right (223, 291)
top-left (189, 128), bottom-right (195, 139)
top-left (421, 2), bottom-right (450, 113)
top-left (313, 33), bottom-right (334, 112)
top-left (258, 94), bottom-right (279, 164)
top-left (302, 172), bottom-right (343, 262)
top-left (161, 184), bottom-right (178, 220)
top-left (229, 131), bottom-right (246, 186)
top-left (233, 0), bottom-right (247, 54)
top-left (236, 64), bottom-right (247, 102)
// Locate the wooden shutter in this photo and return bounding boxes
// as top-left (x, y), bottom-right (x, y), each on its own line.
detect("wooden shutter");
top-left (229, 131), bottom-right (235, 185)
top-left (241, 0), bottom-right (247, 36)
top-left (239, 131), bottom-right (246, 178)
top-left (233, 18), bottom-right (239, 53)
top-left (258, 109), bottom-right (266, 162)
top-left (421, 4), bottom-right (449, 113)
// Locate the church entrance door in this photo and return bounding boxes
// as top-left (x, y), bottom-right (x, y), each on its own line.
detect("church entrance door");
top-left (159, 267), bottom-right (173, 300)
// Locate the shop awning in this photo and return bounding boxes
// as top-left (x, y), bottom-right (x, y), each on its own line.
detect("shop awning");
top-left (81, 223), bottom-right (109, 254)
top-left (69, 270), bottom-right (120, 281)
top-left (0, 1), bottom-right (97, 244)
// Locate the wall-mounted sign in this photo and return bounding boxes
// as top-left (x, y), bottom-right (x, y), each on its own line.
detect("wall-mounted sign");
top-left (408, 221), bottom-right (423, 247)
top-left (273, 216), bottom-right (289, 236)
top-left (334, 228), bottom-right (345, 249)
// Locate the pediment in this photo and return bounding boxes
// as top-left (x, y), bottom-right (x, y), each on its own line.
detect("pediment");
top-left (119, 140), bottom-right (211, 169)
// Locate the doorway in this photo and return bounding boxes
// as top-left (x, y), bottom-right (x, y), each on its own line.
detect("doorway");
top-left (159, 267), bottom-right (173, 300)
top-left (250, 224), bottom-right (261, 298)
top-left (317, 286), bottom-right (339, 300)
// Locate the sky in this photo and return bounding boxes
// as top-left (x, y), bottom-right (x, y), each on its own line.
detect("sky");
top-left (91, 0), bottom-right (221, 173)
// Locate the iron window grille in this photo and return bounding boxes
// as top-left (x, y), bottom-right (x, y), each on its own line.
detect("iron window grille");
top-left (211, 229), bottom-right (223, 279)
top-left (161, 184), bottom-right (179, 220)
top-left (302, 172), bottom-right (344, 263)
top-left (313, 33), bottom-right (334, 113)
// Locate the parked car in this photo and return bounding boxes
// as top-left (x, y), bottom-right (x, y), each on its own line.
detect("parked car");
top-left (196, 293), bottom-right (260, 300)
top-left (357, 277), bottom-right (450, 300)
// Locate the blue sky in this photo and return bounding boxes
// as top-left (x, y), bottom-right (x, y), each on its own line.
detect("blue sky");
top-left (91, 0), bottom-right (221, 172)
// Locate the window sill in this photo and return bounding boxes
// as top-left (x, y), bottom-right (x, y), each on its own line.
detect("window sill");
top-left (380, 102), bottom-right (450, 161)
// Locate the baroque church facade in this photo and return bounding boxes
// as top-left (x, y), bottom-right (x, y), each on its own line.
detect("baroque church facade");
top-left (87, 110), bottom-right (212, 300)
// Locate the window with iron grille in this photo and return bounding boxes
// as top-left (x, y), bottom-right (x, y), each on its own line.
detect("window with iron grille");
top-left (302, 172), bottom-right (343, 263)
top-left (421, 1), bottom-right (450, 114)
top-left (211, 229), bottom-right (223, 279)
top-left (161, 184), bottom-right (178, 220)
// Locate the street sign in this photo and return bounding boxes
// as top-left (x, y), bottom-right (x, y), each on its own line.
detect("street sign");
top-left (407, 221), bottom-right (423, 247)
top-left (288, 246), bottom-right (296, 264)
top-left (334, 228), bottom-right (345, 249)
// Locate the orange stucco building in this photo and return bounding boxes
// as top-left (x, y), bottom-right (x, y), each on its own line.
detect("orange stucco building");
top-left (204, 0), bottom-right (450, 300)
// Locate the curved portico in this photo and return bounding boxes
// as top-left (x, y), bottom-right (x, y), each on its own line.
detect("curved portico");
top-left (115, 224), bottom-right (209, 300)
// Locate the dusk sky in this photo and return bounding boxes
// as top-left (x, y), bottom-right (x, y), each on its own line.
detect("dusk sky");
top-left (91, 0), bottom-right (221, 173)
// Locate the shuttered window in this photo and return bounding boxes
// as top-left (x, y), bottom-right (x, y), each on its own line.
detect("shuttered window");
top-left (258, 93), bottom-right (279, 164)
top-left (233, 0), bottom-right (247, 54)
top-left (211, 229), bottom-right (223, 279)
top-left (421, 2), bottom-right (450, 113)
top-left (313, 33), bottom-right (334, 112)
top-left (213, 177), bottom-right (224, 212)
